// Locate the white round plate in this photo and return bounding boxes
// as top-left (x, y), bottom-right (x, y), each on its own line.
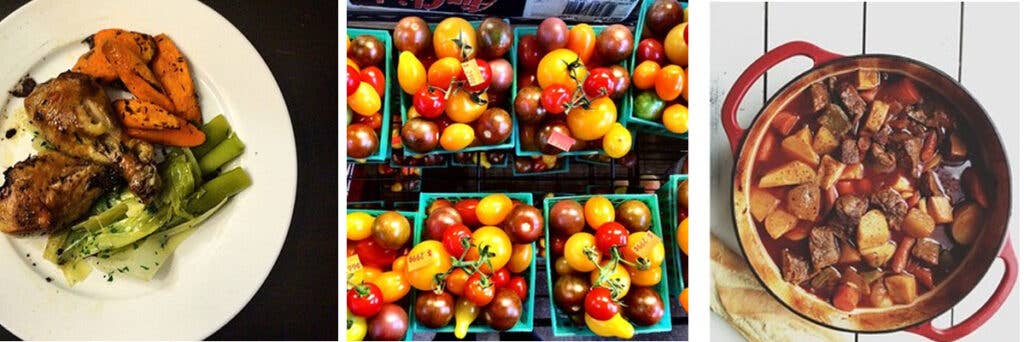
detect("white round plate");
top-left (0, 0), bottom-right (297, 340)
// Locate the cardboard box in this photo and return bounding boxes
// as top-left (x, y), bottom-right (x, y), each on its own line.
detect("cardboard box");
top-left (347, 0), bottom-right (639, 23)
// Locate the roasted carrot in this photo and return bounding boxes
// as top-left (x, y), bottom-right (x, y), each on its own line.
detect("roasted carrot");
top-left (891, 237), bottom-right (915, 274)
top-left (771, 111), bottom-right (800, 135)
top-left (72, 49), bottom-right (118, 83)
top-left (126, 122), bottom-right (206, 147)
top-left (102, 39), bottom-right (175, 110)
top-left (152, 34), bottom-right (202, 125)
top-left (72, 29), bottom-right (156, 83)
top-left (113, 99), bottom-right (182, 130)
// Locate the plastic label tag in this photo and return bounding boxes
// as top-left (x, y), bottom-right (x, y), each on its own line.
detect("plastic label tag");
top-left (631, 231), bottom-right (663, 258)
top-left (407, 247), bottom-right (439, 272)
top-left (347, 255), bottom-right (364, 286)
top-left (546, 130), bottom-right (577, 152)
top-left (461, 61), bottom-right (485, 87)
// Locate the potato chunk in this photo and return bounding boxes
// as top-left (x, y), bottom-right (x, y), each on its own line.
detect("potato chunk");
top-left (952, 202), bottom-right (982, 245)
top-left (786, 184), bottom-right (820, 221)
top-left (903, 208), bottom-right (936, 238)
top-left (759, 161), bottom-right (817, 188)
top-left (782, 126), bottom-right (820, 166)
top-left (840, 163), bottom-right (864, 180)
top-left (927, 196), bottom-right (953, 224)
top-left (750, 189), bottom-right (780, 222)
top-left (861, 241), bottom-right (896, 268)
top-left (812, 126), bottom-right (840, 155)
top-left (858, 69), bottom-right (880, 90)
top-left (863, 101), bottom-right (889, 133)
top-left (765, 209), bottom-right (799, 239)
top-left (817, 155), bottom-right (844, 190)
top-left (858, 209), bottom-right (891, 251)
top-left (885, 274), bottom-right (918, 304)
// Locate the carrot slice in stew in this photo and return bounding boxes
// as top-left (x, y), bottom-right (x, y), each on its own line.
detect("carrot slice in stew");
top-left (152, 34), bottom-right (203, 125)
top-left (114, 99), bottom-right (182, 130)
top-left (102, 39), bottom-right (175, 110)
top-left (890, 237), bottom-right (915, 274)
top-left (771, 111), bottom-right (800, 135)
top-left (832, 283), bottom-right (860, 311)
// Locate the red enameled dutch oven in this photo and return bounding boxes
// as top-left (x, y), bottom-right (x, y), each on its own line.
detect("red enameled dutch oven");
top-left (721, 41), bottom-right (1017, 340)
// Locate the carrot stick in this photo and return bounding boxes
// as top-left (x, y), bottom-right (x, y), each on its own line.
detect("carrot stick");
top-left (126, 122), bottom-right (206, 147)
top-left (114, 99), bottom-right (182, 130)
top-left (102, 39), bottom-right (175, 110)
top-left (152, 34), bottom-right (203, 125)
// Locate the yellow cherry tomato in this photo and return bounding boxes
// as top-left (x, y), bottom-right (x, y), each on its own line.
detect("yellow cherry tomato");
top-left (663, 104), bottom-right (689, 134)
top-left (590, 261), bottom-right (631, 300)
top-left (509, 243), bottom-right (533, 273)
top-left (627, 264), bottom-right (663, 286)
top-left (348, 82), bottom-right (381, 116)
top-left (622, 231), bottom-right (665, 267)
top-left (347, 212), bottom-right (375, 241)
top-left (665, 23), bottom-right (688, 66)
top-left (655, 65), bottom-right (685, 101)
top-left (564, 232), bottom-right (600, 272)
top-left (368, 271), bottom-right (411, 303)
top-left (602, 123), bottom-right (632, 158)
top-left (584, 196), bottom-right (615, 228)
top-left (475, 194), bottom-right (514, 225)
top-left (406, 240), bottom-right (453, 291)
top-left (346, 58), bottom-right (360, 72)
top-left (440, 123), bottom-right (475, 151)
top-left (446, 89), bottom-right (488, 123)
top-left (407, 105), bottom-right (421, 120)
top-left (585, 313), bottom-right (634, 339)
top-left (347, 310), bottom-right (367, 341)
top-left (398, 51), bottom-right (426, 95)
top-left (677, 217), bottom-right (688, 255)
top-left (567, 97), bottom-right (617, 141)
top-left (466, 226), bottom-right (512, 273)
top-left (632, 60), bottom-right (660, 90)
top-left (434, 17), bottom-right (477, 60)
top-left (392, 256), bottom-right (408, 274)
top-left (537, 49), bottom-right (588, 89)
top-left (361, 266), bottom-right (383, 283)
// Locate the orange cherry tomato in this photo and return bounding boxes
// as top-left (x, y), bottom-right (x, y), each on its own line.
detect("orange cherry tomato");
top-left (632, 60), bottom-right (660, 90)
top-left (434, 17), bottom-right (477, 60)
top-left (392, 256), bottom-right (408, 274)
top-left (508, 243), bottom-right (533, 273)
top-left (566, 24), bottom-right (596, 64)
top-left (367, 271), bottom-right (410, 303)
top-left (428, 57), bottom-right (462, 89)
top-left (465, 226), bottom-right (512, 273)
top-left (655, 65), bottom-right (685, 101)
top-left (537, 49), bottom-right (588, 89)
top-left (445, 268), bottom-right (471, 296)
top-left (584, 196), bottom-right (615, 229)
top-left (475, 194), bottom-right (514, 225)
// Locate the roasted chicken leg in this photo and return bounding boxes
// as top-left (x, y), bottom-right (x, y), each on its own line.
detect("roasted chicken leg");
top-left (0, 152), bottom-right (119, 234)
top-left (25, 72), bottom-right (161, 202)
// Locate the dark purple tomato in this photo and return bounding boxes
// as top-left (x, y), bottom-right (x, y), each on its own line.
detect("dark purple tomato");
top-left (347, 123), bottom-right (379, 159)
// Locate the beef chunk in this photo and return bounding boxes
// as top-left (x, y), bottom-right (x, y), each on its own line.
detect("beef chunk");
top-left (895, 137), bottom-right (923, 178)
top-left (839, 83), bottom-right (867, 120)
top-left (809, 227), bottom-right (840, 269)
top-left (782, 248), bottom-right (812, 284)
top-left (868, 143), bottom-right (897, 173)
top-left (810, 82), bottom-right (830, 112)
top-left (819, 104), bottom-right (852, 136)
top-left (808, 266), bottom-right (841, 292)
top-left (833, 195), bottom-right (868, 229)
top-left (920, 170), bottom-right (946, 197)
top-left (906, 106), bottom-right (929, 124)
top-left (872, 125), bottom-right (893, 145)
top-left (912, 238), bottom-right (941, 266)
top-left (927, 107), bottom-right (956, 129)
top-left (840, 139), bottom-right (861, 164)
top-left (871, 188), bottom-right (908, 228)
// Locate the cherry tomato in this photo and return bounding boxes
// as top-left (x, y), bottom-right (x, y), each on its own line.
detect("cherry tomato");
top-left (347, 211), bottom-right (375, 241)
top-left (367, 271), bottom-right (411, 303)
top-left (406, 240), bottom-right (453, 291)
top-left (475, 194), bottom-right (514, 225)
top-left (461, 58), bottom-right (493, 93)
top-left (348, 82), bottom-right (382, 116)
top-left (414, 87), bottom-right (447, 118)
top-left (622, 231), bottom-right (665, 267)
top-left (567, 97), bottom-right (617, 141)
top-left (565, 232), bottom-right (600, 272)
top-left (346, 65), bottom-right (361, 95)
top-left (360, 266), bottom-right (383, 284)
top-left (442, 224), bottom-right (473, 256)
top-left (541, 85), bottom-right (573, 114)
top-left (392, 256), bottom-right (408, 274)
top-left (505, 276), bottom-right (528, 300)
top-left (632, 60), bottom-right (661, 90)
top-left (517, 34), bottom-right (542, 71)
top-left (589, 261), bottom-right (632, 300)
top-left (627, 265), bottom-right (663, 287)
top-left (465, 272), bottom-right (496, 306)
top-left (636, 38), bottom-right (665, 64)
top-left (445, 268), bottom-right (471, 296)
top-left (434, 17), bottom-right (477, 59)
top-left (355, 238), bottom-right (398, 268)
top-left (537, 48), bottom-right (588, 90)
top-left (584, 287), bottom-right (619, 320)
top-left (397, 51), bottom-right (426, 95)
top-left (663, 104), bottom-right (689, 134)
top-left (491, 268), bottom-right (510, 289)
top-left (550, 235), bottom-right (566, 255)
top-left (354, 112), bottom-right (383, 130)
top-left (583, 68), bottom-right (616, 99)
top-left (566, 24), bottom-right (596, 64)
top-left (466, 226), bottom-right (512, 273)
top-left (584, 196), bottom-right (616, 229)
top-left (595, 221), bottom-right (629, 254)
top-left (360, 66), bottom-right (386, 96)
top-left (655, 65), bottom-right (685, 102)
top-left (440, 123), bottom-right (476, 151)
top-left (508, 243), bottom-right (533, 273)
top-left (428, 57), bottom-right (463, 89)
top-left (348, 283), bottom-right (384, 317)
top-left (455, 199), bottom-right (481, 226)
top-left (446, 89), bottom-right (489, 123)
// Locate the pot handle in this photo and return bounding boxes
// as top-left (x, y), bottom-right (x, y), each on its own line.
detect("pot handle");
top-left (721, 41), bottom-right (843, 155)
top-left (907, 240), bottom-right (1018, 341)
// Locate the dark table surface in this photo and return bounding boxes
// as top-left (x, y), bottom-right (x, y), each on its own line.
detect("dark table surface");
top-left (0, 1), bottom-right (338, 340)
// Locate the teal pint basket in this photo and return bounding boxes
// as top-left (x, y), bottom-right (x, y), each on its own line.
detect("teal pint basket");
top-left (543, 194), bottom-right (672, 336)
top-left (346, 28), bottom-right (393, 163)
top-left (657, 174), bottom-right (688, 297)
top-left (410, 193), bottom-right (537, 334)
top-left (623, 0), bottom-right (689, 139)
top-left (511, 156), bottom-right (571, 177)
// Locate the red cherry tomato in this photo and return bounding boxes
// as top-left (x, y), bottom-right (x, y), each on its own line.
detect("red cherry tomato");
top-left (505, 276), bottom-right (528, 300)
top-left (594, 221), bottom-right (629, 254)
top-left (541, 85), bottom-right (573, 114)
top-left (359, 66), bottom-right (386, 96)
top-left (413, 87), bottom-right (447, 118)
top-left (354, 112), bottom-right (383, 130)
top-left (461, 58), bottom-right (493, 93)
top-left (636, 38), bottom-right (666, 65)
top-left (491, 268), bottom-right (510, 289)
top-left (517, 34), bottom-right (542, 71)
top-left (464, 272), bottom-right (496, 306)
top-left (442, 224), bottom-right (473, 256)
top-left (584, 287), bottom-right (619, 320)
top-left (346, 65), bottom-right (360, 95)
top-left (583, 68), bottom-right (616, 99)
top-left (348, 283), bottom-right (384, 317)
top-left (454, 199), bottom-right (481, 227)
top-left (550, 235), bottom-right (567, 255)
top-left (354, 238), bottom-right (398, 268)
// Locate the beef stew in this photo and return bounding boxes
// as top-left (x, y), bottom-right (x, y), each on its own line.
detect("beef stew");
top-left (749, 69), bottom-right (988, 310)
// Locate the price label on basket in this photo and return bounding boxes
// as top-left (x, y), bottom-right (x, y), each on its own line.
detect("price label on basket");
top-left (630, 230), bottom-right (663, 258)
top-left (461, 60), bottom-right (485, 88)
top-left (546, 130), bottom-right (577, 152)
top-left (406, 247), bottom-right (439, 272)
top-left (347, 255), bottom-right (364, 286)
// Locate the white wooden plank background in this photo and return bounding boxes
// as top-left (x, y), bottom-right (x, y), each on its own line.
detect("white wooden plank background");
top-left (710, 2), bottom-right (1019, 341)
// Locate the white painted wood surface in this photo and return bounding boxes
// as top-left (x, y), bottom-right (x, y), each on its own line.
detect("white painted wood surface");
top-left (710, 2), bottom-right (1019, 341)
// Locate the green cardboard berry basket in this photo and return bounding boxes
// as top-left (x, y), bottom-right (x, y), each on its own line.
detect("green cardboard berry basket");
top-left (450, 151), bottom-right (512, 168)
top-left (623, 0), bottom-right (689, 139)
top-left (345, 209), bottom-right (419, 341)
top-left (398, 20), bottom-right (517, 156)
top-left (511, 25), bottom-right (632, 157)
top-left (511, 157), bottom-right (571, 177)
top-left (410, 193), bottom-right (538, 334)
top-left (656, 174), bottom-right (688, 296)
top-left (543, 194), bottom-right (672, 336)
top-left (346, 28), bottom-right (393, 163)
